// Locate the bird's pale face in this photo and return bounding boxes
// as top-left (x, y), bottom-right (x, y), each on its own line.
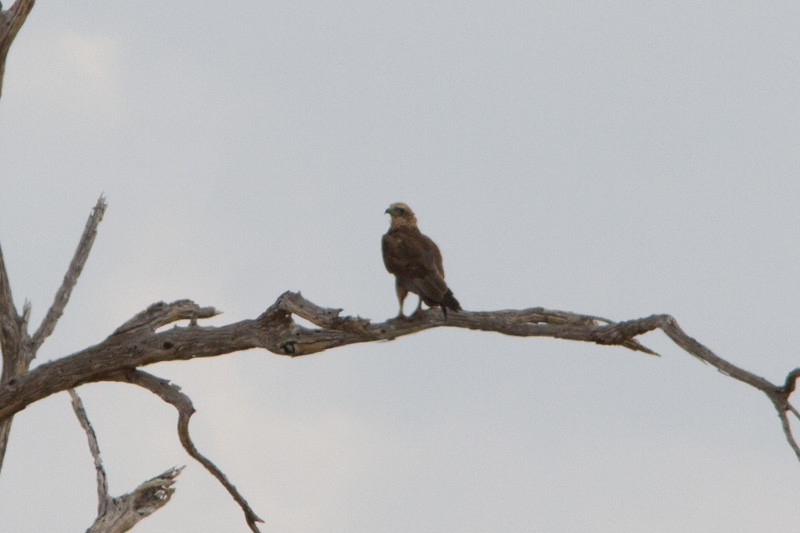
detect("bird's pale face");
top-left (385, 202), bottom-right (414, 219)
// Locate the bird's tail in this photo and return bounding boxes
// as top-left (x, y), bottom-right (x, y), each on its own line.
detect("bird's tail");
top-left (441, 289), bottom-right (462, 318)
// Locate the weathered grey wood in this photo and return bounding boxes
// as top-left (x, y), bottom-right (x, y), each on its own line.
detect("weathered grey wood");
top-left (0, 294), bottom-right (664, 424)
top-left (70, 389), bottom-right (110, 517)
top-left (0, 0), bottom-right (35, 100)
top-left (0, 241), bottom-right (29, 472)
top-left (33, 197), bottom-right (107, 353)
top-left (3, 289), bottom-right (799, 462)
top-left (85, 467), bottom-right (182, 533)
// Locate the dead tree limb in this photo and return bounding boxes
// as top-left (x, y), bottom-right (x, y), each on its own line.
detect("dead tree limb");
top-left (2, 278), bottom-right (800, 530)
top-left (0, 294), bottom-right (666, 424)
top-left (106, 369), bottom-right (263, 532)
top-left (0, 0), bottom-right (35, 100)
top-left (0, 291), bottom-right (796, 429)
top-left (2, 286), bottom-right (800, 446)
top-left (33, 196), bottom-right (106, 353)
top-left (0, 195), bottom-right (106, 472)
top-left (0, 190), bottom-right (185, 530)
top-left (0, 0), bottom-right (36, 447)
top-left (69, 389), bottom-right (110, 517)
top-left (0, 241), bottom-right (27, 472)
top-left (71, 387), bottom-right (184, 532)
top-left (85, 466), bottom-right (183, 533)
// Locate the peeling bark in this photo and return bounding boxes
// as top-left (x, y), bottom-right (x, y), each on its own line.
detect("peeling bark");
top-left (85, 467), bottom-right (183, 533)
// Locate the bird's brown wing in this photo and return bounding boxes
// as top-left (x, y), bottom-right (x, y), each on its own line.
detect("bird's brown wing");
top-left (382, 231), bottom-right (415, 276)
top-left (383, 228), bottom-right (448, 304)
top-left (419, 233), bottom-right (445, 279)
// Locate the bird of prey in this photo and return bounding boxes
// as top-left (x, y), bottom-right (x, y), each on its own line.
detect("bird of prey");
top-left (382, 202), bottom-right (462, 319)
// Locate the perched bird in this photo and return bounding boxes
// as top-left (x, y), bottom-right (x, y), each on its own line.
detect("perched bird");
top-left (382, 202), bottom-right (462, 319)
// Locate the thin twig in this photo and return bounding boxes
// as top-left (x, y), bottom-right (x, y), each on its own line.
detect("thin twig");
top-left (31, 195), bottom-right (107, 354)
top-left (0, 242), bottom-right (16, 332)
top-left (108, 369), bottom-right (264, 532)
top-left (69, 388), bottom-right (109, 516)
top-left (778, 406), bottom-right (800, 462)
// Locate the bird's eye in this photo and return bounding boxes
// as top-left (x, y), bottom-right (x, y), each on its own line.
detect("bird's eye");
top-left (396, 207), bottom-right (405, 215)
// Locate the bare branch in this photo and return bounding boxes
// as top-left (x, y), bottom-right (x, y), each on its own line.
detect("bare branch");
top-left (1, 291), bottom-right (783, 426)
top-left (0, 288), bottom-right (799, 530)
top-left (777, 407), bottom-right (800, 463)
top-left (71, 386), bottom-right (182, 531)
top-left (69, 389), bottom-right (110, 517)
top-left (0, 243), bottom-right (26, 373)
top-left (107, 369), bottom-right (264, 532)
top-left (0, 293), bottom-right (673, 424)
top-left (86, 466), bottom-right (183, 533)
top-left (0, 243), bottom-right (17, 337)
top-left (1, 196), bottom-right (105, 474)
top-left (31, 195), bottom-right (107, 354)
top-left (0, 0), bottom-right (36, 100)
top-left (658, 315), bottom-right (778, 392)
top-left (112, 299), bottom-right (219, 336)
top-left (0, 241), bottom-right (30, 473)
top-left (783, 368), bottom-right (800, 396)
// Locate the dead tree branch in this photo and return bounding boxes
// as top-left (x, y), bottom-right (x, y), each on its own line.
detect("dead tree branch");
top-left (0, 199), bottom-right (798, 531)
top-left (107, 369), bottom-right (263, 532)
top-left (0, 0), bottom-right (35, 100)
top-left (0, 195), bottom-right (106, 472)
top-left (85, 466), bottom-right (183, 533)
top-left (0, 293), bottom-right (667, 424)
top-left (1, 288), bottom-right (798, 461)
top-left (72, 387), bottom-right (183, 533)
top-left (33, 196), bottom-right (106, 353)
top-left (0, 292), bottom-right (678, 530)
top-left (0, 241), bottom-right (28, 471)
top-left (69, 389), bottom-right (110, 517)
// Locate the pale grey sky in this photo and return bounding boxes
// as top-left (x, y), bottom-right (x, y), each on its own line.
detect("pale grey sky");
top-left (2, 2), bottom-right (800, 532)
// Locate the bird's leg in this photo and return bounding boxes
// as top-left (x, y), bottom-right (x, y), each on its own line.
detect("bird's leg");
top-left (409, 297), bottom-right (424, 320)
top-left (395, 282), bottom-right (408, 320)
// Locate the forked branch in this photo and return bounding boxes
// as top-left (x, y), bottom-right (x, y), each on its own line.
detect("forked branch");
top-left (85, 467), bottom-right (183, 533)
top-left (0, 195), bottom-right (106, 473)
top-left (71, 387), bottom-right (184, 532)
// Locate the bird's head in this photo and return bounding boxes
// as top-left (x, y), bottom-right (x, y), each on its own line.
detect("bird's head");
top-left (385, 202), bottom-right (417, 228)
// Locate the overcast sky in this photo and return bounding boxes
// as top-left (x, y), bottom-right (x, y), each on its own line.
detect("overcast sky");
top-left (2, 2), bottom-right (800, 532)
